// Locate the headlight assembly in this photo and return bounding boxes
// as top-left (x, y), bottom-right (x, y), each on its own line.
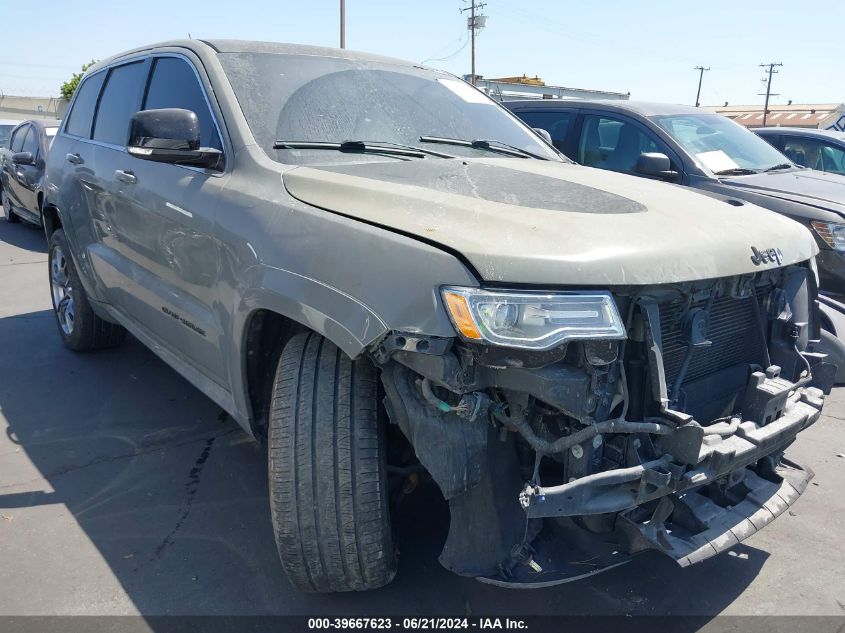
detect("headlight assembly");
top-left (442, 287), bottom-right (626, 350)
top-left (811, 221), bottom-right (845, 251)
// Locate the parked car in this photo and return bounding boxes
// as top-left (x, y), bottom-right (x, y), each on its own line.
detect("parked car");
top-left (755, 127), bottom-right (845, 176)
top-left (504, 100), bottom-right (845, 301)
top-left (1, 119), bottom-right (60, 225)
top-left (44, 40), bottom-right (832, 592)
top-left (0, 118), bottom-right (18, 149)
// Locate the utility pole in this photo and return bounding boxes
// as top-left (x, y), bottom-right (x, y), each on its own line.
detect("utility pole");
top-left (758, 62), bottom-right (783, 127)
top-left (460, 1), bottom-right (486, 85)
top-left (340, 0), bottom-right (345, 49)
top-left (693, 66), bottom-right (709, 107)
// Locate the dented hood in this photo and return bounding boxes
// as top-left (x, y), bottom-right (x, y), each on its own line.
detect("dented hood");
top-left (283, 158), bottom-right (818, 285)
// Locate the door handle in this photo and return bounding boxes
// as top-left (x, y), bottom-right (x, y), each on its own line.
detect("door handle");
top-left (66, 153), bottom-right (82, 164)
top-left (115, 169), bottom-right (137, 184)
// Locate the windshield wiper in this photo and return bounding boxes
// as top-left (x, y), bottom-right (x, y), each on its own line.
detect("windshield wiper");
top-left (764, 163), bottom-right (795, 172)
top-left (714, 167), bottom-right (759, 176)
top-left (272, 140), bottom-right (455, 159)
top-left (419, 135), bottom-right (549, 160)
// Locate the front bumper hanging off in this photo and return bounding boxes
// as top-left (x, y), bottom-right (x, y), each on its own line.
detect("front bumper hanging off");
top-left (479, 456), bottom-right (813, 588)
top-left (480, 383), bottom-right (823, 588)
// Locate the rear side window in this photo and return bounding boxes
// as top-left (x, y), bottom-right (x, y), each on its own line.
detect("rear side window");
top-left (144, 57), bottom-right (222, 150)
top-left (93, 61), bottom-right (147, 146)
top-left (65, 71), bottom-right (106, 138)
top-left (10, 126), bottom-right (27, 152)
top-left (513, 110), bottom-right (574, 152)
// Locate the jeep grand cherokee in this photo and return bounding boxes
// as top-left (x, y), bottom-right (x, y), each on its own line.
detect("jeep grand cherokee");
top-left (43, 39), bottom-right (833, 591)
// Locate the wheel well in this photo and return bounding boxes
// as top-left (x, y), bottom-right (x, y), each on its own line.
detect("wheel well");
top-left (244, 309), bottom-right (307, 441)
top-left (42, 205), bottom-right (62, 238)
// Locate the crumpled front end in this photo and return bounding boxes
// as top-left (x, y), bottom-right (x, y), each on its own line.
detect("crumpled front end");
top-left (376, 261), bottom-right (834, 587)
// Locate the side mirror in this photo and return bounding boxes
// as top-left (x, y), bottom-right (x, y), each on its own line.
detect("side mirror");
top-left (635, 152), bottom-right (678, 181)
top-left (533, 128), bottom-right (553, 144)
top-left (127, 108), bottom-right (222, 169)
top-left (12, 151), bottom-right (34, 165)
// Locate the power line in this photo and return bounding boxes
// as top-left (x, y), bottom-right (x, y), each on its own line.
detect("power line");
top-left (421, 33), bottom-right (470, 64)
top-left (459, 1), bottom-right (486, 85)
top-left (693, 66), bottom-right (709, 107)
top-left (758, 62), bottom-right (783, 127)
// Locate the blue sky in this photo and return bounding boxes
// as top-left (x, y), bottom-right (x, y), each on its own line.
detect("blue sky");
top-left (1, 0), bottom-right (840, 107)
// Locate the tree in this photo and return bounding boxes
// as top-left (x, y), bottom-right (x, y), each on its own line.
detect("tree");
top-left (60, 60), bottom-right (97, 101)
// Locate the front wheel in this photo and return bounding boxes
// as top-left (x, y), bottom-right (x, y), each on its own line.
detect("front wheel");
top-left (268, 331), bottom-right (397, 592)
top-left (48, 229), bottom-right (126, 351)
top-left (2, 190), bottom-right (19, 223)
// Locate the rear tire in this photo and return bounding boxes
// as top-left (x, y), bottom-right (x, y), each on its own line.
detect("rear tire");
top-left (48, 229), bottom-right (126, 351)
top-left (3, 190), bottom-right (19, 223)
top-left (268, 331), bottom-right (396, 592)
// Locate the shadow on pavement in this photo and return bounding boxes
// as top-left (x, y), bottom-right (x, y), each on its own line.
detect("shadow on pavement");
top-left (0, 220), bottom-right (47, 254)
top-left (0, 309), bottom-right (767, 617)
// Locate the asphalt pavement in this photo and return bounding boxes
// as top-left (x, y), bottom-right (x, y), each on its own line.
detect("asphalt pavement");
top-left (1, 218), bottom-right (844, 617)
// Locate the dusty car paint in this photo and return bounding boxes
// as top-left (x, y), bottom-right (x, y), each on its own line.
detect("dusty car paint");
top-left (284, 157), bottom-right (818, 285)
top-left (44, 39), bottom-right (832, 589)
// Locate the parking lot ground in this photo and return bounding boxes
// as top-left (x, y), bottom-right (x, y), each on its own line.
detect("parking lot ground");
top-left (1, 218), bottom-right (844, 617)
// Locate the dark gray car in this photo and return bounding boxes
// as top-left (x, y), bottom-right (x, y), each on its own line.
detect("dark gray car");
top-left (1, 119), bottom-right (60, 225)
top-left (505, 99), bottom-right (845, 300)
top-left (755, 127), bottom-right (845, 177)
top-left (43, 40), bottom-right (831, 592)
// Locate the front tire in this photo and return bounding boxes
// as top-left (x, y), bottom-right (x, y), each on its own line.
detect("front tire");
top-left (268, 331), bottom-right (397, 592)
top-left (48, 229), bottom-right (126, 351)
top-left (3, 190), bottom-right (19, 223)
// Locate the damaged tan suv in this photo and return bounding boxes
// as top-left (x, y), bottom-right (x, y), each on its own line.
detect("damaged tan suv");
top-left (43, 39), bottom-right (834, 591)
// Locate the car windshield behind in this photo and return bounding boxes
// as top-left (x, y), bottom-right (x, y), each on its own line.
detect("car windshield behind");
top-left (217, 51), bottom-right (560, 165)
top-left (653, 113), bottom-right (791, 173)
top-left (0, 124), bottom-right (14, 148)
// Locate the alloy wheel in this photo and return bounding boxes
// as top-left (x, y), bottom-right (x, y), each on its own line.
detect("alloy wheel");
top-left (50, 244), bottom-right (74, 335)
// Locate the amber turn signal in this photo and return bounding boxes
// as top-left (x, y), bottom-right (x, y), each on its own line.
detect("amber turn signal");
top-left (442, 290), bottom-right (483, 340)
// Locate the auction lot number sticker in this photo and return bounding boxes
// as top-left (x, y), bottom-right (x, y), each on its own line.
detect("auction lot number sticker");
top-left (308, 618), bottom-right (528, 630)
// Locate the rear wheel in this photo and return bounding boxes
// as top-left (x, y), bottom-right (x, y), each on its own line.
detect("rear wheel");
top-left (268, 331), bottom-right (397, 592)
top-left (48, 229), bottom-right (126, 351)
top-left (3, 190), bottom-right (19, 223)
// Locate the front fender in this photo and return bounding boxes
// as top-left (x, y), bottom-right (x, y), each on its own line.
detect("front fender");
top-left (238, 264), bottom-right (389, 359)
top-left (226, 264), bottom-right (391, 431)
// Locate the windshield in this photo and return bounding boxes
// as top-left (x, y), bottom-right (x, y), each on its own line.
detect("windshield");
top-left (0, 125), bottom-right (14, 148)
top-left (653, 113), bottom-right (791, 173)
top-left (218, 52), bottom-right (560, 165)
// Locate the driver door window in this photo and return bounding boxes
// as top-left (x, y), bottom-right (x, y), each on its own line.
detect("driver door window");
top-left (578, 114), bottom-right (662, 174)
top-left (143, 56), bottom-right (222, 151)
top-left (783, 137), bottom-right (845, 175)
top-left (21, 127), bottom-right (38, 158)
top-left (10, 125), bottom-right (27, 153)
